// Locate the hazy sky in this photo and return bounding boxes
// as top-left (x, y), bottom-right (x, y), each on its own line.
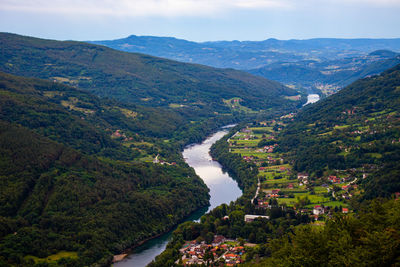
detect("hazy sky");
top-left (1, 0), bottom-right (400, 41)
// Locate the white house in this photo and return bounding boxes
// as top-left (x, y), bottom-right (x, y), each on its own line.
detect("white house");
top-left (244, 215), bottom-right (270, 222)
top-left (313, 205), bottom-right (324, 215)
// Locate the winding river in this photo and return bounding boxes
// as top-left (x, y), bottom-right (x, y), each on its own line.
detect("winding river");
top-left (114, 94), bottom-right (320, 267)
top-left (115, 128), bottom-right (242, 267)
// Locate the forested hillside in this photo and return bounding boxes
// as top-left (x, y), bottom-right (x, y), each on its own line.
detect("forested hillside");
top-left (0, 32), bottom-right (305, 266)
top-left (244, 198), bottom-right (400, 266)
top-left (278, 64), bottom-right (400, 199)
top-left (0, 72), bottom-right (211, 266)
top-left (0, 33), bottom-right (301, 113)
top-left (148, 64), bottom-right (400, 267)
top-left (91, 35), bottom-right (400, 94)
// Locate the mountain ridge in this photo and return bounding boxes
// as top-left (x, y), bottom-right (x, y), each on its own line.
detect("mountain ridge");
top-left (0, 32), bottom-right (301, 113)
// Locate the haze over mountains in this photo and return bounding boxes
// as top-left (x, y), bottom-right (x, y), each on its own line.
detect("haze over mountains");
top-left (91, 35), bottom-right (400, 94)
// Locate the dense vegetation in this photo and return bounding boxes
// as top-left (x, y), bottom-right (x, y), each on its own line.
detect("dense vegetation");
top-left (0, 33), bottom-right (301, 113)
top-left (277, 64), bottom-right (400, 199)
top-left (244, 198), bottom-right (400, 266)
top-left (0, 72), bottom-right (213, 266)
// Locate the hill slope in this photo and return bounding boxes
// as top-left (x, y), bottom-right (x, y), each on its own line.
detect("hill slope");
top-left (0, 72), bottom-right (210, 266)
top-left (278, 64), bottom-right (400, 198)
top-left (0, 33), bottom-right (301, 113)
top-left (91, 35), bottom-right (400, 94)
top-left (249, 51), bottom-right (400, 94)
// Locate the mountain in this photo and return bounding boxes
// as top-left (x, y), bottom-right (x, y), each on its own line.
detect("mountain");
top-left (91, 35), bottom-right (400, 70)
top-left (249, 51), bottom-right (400, 94)
top-left (239, 64), bottom-right (400, 267)
top-left (0, 71), bottom-right (211, 266)
top-left (91, 35), bottom-right (400, 94)
top-left (278, 64), bottom-right (400, 198)
top-left (0, 33), bottom-right (301, 113)
top-left (90, 35), bottom-right (304, 70)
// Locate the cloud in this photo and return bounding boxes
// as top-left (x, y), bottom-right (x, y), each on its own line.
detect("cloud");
top-left (1, 0), bottom-right (399, 18)
top-left (0, 0), bottom-right (292, 17)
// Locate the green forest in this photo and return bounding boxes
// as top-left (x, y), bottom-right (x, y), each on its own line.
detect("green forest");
top-left (0, 72), bottom-right (214, 266)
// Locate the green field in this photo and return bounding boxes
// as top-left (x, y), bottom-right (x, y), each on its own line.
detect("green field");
top-left (25, 251), bottom-right (78, 264)
top-left (229, 124), bottom-right (348, 212)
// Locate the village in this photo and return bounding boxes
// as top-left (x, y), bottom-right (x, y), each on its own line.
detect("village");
top-left (176, 113), bottom-right (389, 265)
top-left (177, 235), bottom-right (249, 266)
top-left (227, 116), bottom-right (364, 220)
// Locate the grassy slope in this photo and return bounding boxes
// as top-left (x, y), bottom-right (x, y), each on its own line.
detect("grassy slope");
top-left (278, 64), bottom-right (400, 198)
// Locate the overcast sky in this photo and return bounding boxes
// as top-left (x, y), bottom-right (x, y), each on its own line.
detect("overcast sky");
top-left (1, 0), bottom-right (400, 41)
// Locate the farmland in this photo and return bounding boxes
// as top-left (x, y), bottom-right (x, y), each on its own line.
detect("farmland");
top-left (227, 115), bottom-right (353, 216)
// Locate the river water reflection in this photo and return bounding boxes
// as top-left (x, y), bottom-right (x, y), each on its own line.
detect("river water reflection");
top-left (115, 129), bottom-right (242, 267)
top-left (304, 94), bottom-right (320, 105)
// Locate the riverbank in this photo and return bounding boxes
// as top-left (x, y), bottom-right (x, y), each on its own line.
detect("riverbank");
top-left (115, 128), bottom-right (242, 267)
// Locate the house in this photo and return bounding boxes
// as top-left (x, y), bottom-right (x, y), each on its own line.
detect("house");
top-left (313, 205), bottom-right (324, 215)
top-left (288, 183), bottom-right (294, 189)
top-left (329, 175), bottom-right (341, 183)
top-left (342, 208), bottom-right (349, 214)
top-left (298, 173), bottom-right (309, 180)
top-left (224, 253), bottom-right (237, 260)
top-left (211, 235), bottom-right (226, 246)
top-left (244, 215), bottom-right (270, 222)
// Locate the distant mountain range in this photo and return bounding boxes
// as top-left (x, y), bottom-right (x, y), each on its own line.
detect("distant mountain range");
top-left (91, 35), bottom-right (400, 94)
top-left (249, 50), bottom-right (400, 95)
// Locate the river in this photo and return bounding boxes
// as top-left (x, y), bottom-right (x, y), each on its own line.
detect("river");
top-left (114, 129), bottom-right (242, 267)
top-left (304, 94), bottom-right (320, 106)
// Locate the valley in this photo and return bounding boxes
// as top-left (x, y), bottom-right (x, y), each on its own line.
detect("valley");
top-left (149, 66), bottom-right (400, 266)
top-left (0, 31), bottom-right (400, 267)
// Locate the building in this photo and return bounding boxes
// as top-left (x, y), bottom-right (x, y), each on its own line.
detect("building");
top-left (244, 215), bottom-right (270, 222)
top-left (313, 205), bottom-right (324, 215)
top-left (297, 173), bottom-right (309, 179)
